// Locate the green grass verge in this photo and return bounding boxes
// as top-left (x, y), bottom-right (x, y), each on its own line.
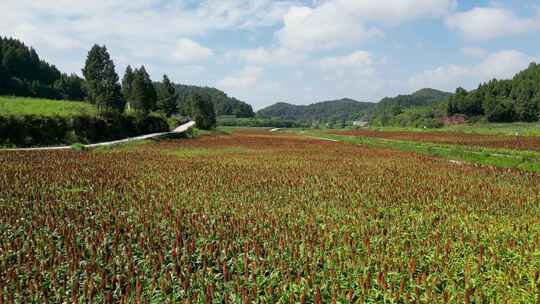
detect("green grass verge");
top-left (302, 131), bottom-right (540, 172)
top-left (0, 96), bottom-right (97, 117)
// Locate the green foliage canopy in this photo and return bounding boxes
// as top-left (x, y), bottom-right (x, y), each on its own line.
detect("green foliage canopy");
top-left (82, 45), bottom-right (124, 112)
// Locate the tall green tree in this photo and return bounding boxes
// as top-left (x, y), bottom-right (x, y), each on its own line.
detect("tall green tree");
top-left (184, 92), bottom-right (216, 129)
top-left (512, 81), bottom-right (538, 122)
top-left (82, 45), bottom-right (124, 112)
top-left (157, 74), bottom-right (178, 117)
top-left (486, 98), bottom-right (516, 122)
top-left (130, 66), bottom-right (157, 114)
top-left (53, 74), bottom-right (86, 101)
top-left (121, 65), bottom-right (135, 110)
top-left (447, 87), bottom-right (468, 116)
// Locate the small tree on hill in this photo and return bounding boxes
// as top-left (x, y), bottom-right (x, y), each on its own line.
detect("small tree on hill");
top-left (53, 74), bottom-right (86, 101)
top-left (121, 65), bottom-right (135, 110)
top-left (157, 74), bottom-right (178, 117)
top-left (185, 92), bottom-right (216, 130)
top-left (130, 66), bottom-right (157, 114)
top-left (82, 45), bottom-right (124, 112)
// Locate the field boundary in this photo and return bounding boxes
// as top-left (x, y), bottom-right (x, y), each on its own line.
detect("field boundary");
top-left (1, 121), bottom-right (195, 151)
top-left (298, 131), bottom-right (540, 172)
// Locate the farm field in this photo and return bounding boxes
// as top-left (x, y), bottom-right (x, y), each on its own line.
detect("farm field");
top-left (328, 129), bottom-right (540, 152)
top-left (443, 123), bottom-right (540, 137)
top-left (367, 123), bottom-right (540, 137)
top-left (0, 96), bottom-right (97, 117)
top-left (1, 129), bottom-right (539, 303)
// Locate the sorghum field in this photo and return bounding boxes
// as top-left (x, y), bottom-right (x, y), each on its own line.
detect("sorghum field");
top-left (1, 130), bottom-right (539, 303)
top-left (330, 129), bottom-right (540, 152)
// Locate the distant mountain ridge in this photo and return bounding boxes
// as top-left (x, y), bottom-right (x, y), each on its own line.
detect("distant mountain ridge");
top-left (376, 88), bottom-right (452, 109)
top-left (257, 98), bottom-right (375, 123)
top-left (257, 89), bottom-right (451, 124)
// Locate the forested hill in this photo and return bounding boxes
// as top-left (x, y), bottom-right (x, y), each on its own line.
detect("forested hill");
top-left (174, 84), bottom-right (255, 118)
top-left (369, 89), bottom-right (451, 119)
top-left (0, 36), bottom-right (254, 119)
top-left (448, 62), bottom-right (540, 122)
top-left (257, 98), bottom-right (375, 123)
top-left (376, 88), bottom-right (452, 111)
top-left (257, 91), bottom-right (450, 125)
top-left (0, 37), bottom-right (85, 100)
top-left (366, 88), bottom-right (451, 127)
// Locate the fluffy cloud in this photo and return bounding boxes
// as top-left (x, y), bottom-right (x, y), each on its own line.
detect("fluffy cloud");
top-left (276, 0), bottom-right (454, 51)
top-left (409, 50), bottom-right (539, 92)
top-left (446, 7), bottom-right (540, 40)
top-left (172, 39), bottom-right (214, 63)
top-left (335, 0), bottom-right (455, 23)
top-left (319, 51), bottom-right (373, 70)
top-left (216, 66), bottom-right (263, 89)
top-left (230, 0), bottom-right (454, 67)
top-left (276, 4), bottom-right (382, 51)
top-left (318, 50), bottom-right (377, 81)
top-left (0, 0), bottom-right (298, 74)
top-left (196, 0), bottom-right (298, 29)
top-left (226, 47), bottom-right (305, 65)
top-left (3, 0), bottom-right (296, 36)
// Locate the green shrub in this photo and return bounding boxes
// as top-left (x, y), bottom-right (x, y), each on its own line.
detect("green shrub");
top-left (70, 143), bottom-right (88, 151)
top-left (136, 114), bottom-right (170, 134)
top-left (0, 113), bottom-right (169, 147)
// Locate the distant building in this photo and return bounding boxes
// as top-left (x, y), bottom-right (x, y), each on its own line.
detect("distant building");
top-left (352, 120), bottom-right (369, 127)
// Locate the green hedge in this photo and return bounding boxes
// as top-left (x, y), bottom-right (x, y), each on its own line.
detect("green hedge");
top-left (217, 117), bottom-right (308, 128)
top-left (0, 113), bottom-right (169, 147)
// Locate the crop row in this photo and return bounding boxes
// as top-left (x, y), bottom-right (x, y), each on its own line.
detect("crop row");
top-left (330, 129), bottom-right (540, 152)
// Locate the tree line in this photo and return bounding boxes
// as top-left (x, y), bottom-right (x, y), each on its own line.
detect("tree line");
top-left (447, 63), bottom-right (540, 123)
top-left (256, 98), bottom-right (373, 125)
top-left (0, 36), bottom-right (255, 130)
top-left (0, 37), bottom-right (85, 100)
top-left (81, 44), bottom-right (216, 129)
top-left (368, 89), bottom-right (451, 127)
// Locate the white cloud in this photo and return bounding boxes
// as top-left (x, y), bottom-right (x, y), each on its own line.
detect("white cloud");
top-left (446, 7), bottom-right (540, 40)
top-left (217, 66), bottom-right (263, 89)
top-left (336, 0), bottom-right (456, 23)
top-left (319, 51), bottom-right (373, 70)
top-left (461, 47), bottom-right (488, 58)
top-left (172, 39), bottom-right (214, 63)
top-left (276, 0), bottom-right (454, 51)
top-left (409, 50), bottom-right (539, 92)
top-left (226, 47), bottom-right (306, 65)
top-left (0, 0), bottom-right (298, 74)
top-left (196, 0), bottom-right (298, 29)
top-left (276, 4), bottom-right (381, 51)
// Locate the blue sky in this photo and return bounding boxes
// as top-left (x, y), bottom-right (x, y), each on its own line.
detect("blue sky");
top-left (2, 0), bottom-right (540, 109)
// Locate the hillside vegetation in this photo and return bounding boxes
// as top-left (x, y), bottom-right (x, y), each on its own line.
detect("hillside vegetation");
top-left (0, 37), bottom-right (256, 146)
top-left (368, 89), bottom-right (451, 127)
top-left (371, 63), bottom-right (540, 127)
top-left (257, 90), bottom-right (452, 128)
top-left (0, 37), bottom-right (86, 100)
top-left (448, 63), bottom-right (540, 122)
top-left (257, 98), bottom-right (374, 126)
top-left (1, 36), bottom-right (251, 127)
top-left (257, 61), bottom-right (540, 128)
top-left (174, 84), bottom-right (255, 118)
